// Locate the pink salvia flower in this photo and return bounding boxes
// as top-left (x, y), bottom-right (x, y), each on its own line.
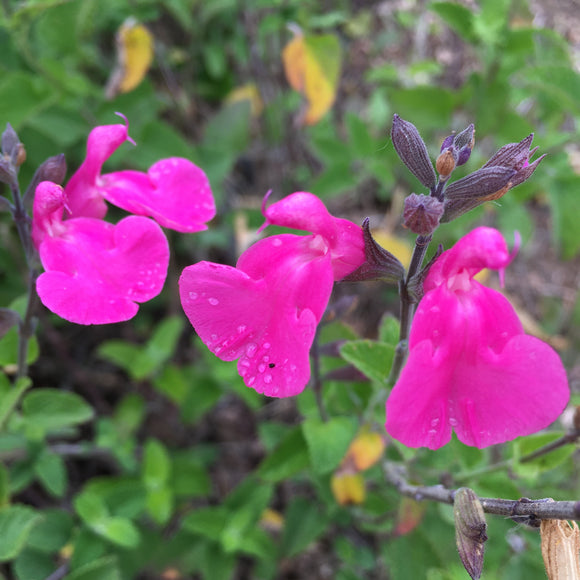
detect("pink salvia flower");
top-left (64, 117), bottom-right (215, 231)
top-left (179, 192), bottom-right (365, 397)
top-left (33, 181), bottom-right (169, 325)
top-left (100, 158), bottom-right (215, 233)
top-left (385, 227), bottom-right (569, 450)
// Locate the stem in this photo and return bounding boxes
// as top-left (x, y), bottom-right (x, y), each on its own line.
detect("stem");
top-left (387, 234), bottom-right (432, 385)
top-left (17, 268), bottom-right (39, 380)
top-left (384, 461), bottom-right (580, 523)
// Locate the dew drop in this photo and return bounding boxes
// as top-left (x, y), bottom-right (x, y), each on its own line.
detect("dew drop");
top-left (210, 334), bottom-right (217, 341)
top-left (272, 238), bottom-right (282, 247)
top-left (263, 374), bottom-right (273, 384)
top-left (247, 376), bottom-right (255, 386)
top-left (246, 343), bottom-right (257, 358)
top-left (208, 297), bottom-right (219, 306)
top-left (258, 364), bottom-right (266, 373)
top-left (239, 359), bottom-right (250, 368)
top-left (237, 325), bottom-right (247, 333)
top-left (449, 418), bottom-right (458, 426)
top-left (189, 291), bottom-right (198, 299)
top-left (263, 342), bottom-right (271, 350)
top-left (430, 418), bottom-right (440, 427)
top-left (263, 355), bottom-right (269, 362)
top-left (430, 305), bottom-right (440, 314)
top-left (290, 364), bottom-right (297, 372)
top-left (428, 429), bottom-right (437, 436)
top-left (432, 330), bottom-right (440, 337)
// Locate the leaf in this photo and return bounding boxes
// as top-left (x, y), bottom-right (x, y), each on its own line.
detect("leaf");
top-left (105, 18), bottom-right (154, 99)
top-left (279, 498), bottom-right (328, 558)
top-left (0, 505), bottom-right (42, 561)
top-left (96, 517), bottom-right (141, 548)
top-left (65, 556), bottom-right (121, 580)
top-left (282, 32), bottom-right (342, 125)
top-left (331, 472), bottom-right (366, 505)
top-left (21, 389), bottom-right (93, 431)
top-left (513, 432), bottom-right (575, 474)
top-left (182, 506), bottom-right (228, 542)
top-left (339, 340), bottom-right (394, 383)
top-left (34, 450), bottom-right (66, 497)
top-left (257, 426), bottom-right (310, 482)
top-left (26, 508), bottom-right (73, 554)
top-left (142, 439), bottom-right (171, 490)
top-left (302, 417), bottom-right (357, 474)
top-left (0, 376), bottom-right (31, 431)
top-left (429, 2), bottom-right (477, 43)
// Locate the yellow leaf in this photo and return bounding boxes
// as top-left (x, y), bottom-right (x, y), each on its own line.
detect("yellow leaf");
top-left (345, 429), bottom-right (387, 472)
top-left (226, 84), bottom-right (264, 117)
top-left (106, 18), bottom-right (154, 99)
top-left (331, 472), bottom-right (365, 505)
top-left (282, 31), bottom-right (341, 125)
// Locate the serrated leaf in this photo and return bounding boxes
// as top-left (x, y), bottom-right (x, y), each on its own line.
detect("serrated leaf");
top-left (22, 389), bottom-right (93, 431)
top-left (302, 417), bottom-right (357, 474)
top-left (340, 340), bottom-right (394, 383)
top-left (0, 505), bottom-right (42, 561)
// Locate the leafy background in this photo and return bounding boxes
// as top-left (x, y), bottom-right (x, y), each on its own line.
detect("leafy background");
top-left (1, 0), bottom-right (580, 578)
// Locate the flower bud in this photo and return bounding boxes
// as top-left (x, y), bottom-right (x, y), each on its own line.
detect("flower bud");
top-left (23, 154), bottom-right (68, 210)
top-left (454, 487), bottom-right (487, 580)
top-left (1, 123), bottom-right (20, 158)
top-left (435, 149), bottom-right (456, 177)
top-left (14, 143), bottom-right (26, 167)
top-left (0, 156), bottom-right (15, 187)
top-left (391, 114), bottom-right (437, 189)
top-left (403, 193), bottom-right (444, 235)
top-left (342, 218), bottom-right (405, 283)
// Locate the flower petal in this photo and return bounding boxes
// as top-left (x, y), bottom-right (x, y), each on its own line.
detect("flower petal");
top-left (263, 192), bottom-right (364, 279)
top-left (179, 236), bottom-right (334, 397)
top-left (65, 123), bottom-right (130, 219)
top-left (100, 158), bottom-right (216, 232)
top-left (36, 215), bottom-right (168, 325)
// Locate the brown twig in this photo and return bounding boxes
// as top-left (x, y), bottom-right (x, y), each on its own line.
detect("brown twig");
top-left (384, 462), bottom-right (580, 524)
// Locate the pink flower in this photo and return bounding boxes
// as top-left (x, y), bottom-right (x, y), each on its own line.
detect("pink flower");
top-left (33, 181), bottom-right (169, 325)
top-left (179, 192), bottom-right (365, 397)
top-left (385, 227), bottom-right (569, 450)
top-left (65, 118), bottom-right (215, 231)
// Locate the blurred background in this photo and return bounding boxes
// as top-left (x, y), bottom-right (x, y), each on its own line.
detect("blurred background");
top-left (1, 0), bottom-right (580, 578)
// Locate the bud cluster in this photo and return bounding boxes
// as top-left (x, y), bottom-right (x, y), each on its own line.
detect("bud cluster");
top-left (391, 115), bottom-right (544, 234)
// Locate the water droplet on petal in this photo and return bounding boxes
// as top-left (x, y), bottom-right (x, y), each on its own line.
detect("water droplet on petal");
top-left (208, 297), bottom-right (219, 306)
top-left (264, 374), bottom-right (272, 384)
top-left (247, 376), bottom-right (255, 386)
top-left (272, 238), bottom-right (282, 247)
top-left (263, 355), bottom-right (269, 362)
top-left (258, 364), bottom-right (266, 373)
top-left (263, 342), bottom-right (271, 350)
top-left (430, 306), bottom-right (440, 314)
top-left (430, 418), bottom-right (439, 427)
top-left (246, 343), bottom-right (257, 358)
top-left (237, 325), bottom-right (247, 333)
top-left (449, 418), bottom-right (458, 426)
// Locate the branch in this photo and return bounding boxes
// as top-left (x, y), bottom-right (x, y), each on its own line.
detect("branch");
top-left (384, 462), bottom-right (580, 524)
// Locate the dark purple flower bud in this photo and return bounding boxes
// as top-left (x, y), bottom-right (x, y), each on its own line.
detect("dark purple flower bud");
top-left (483, 134), bottom-right (534, 171)
top-left (342, 218), bottom-right (405, 283)
top-left (438, 124), bottom-right (475, 176)
top-left (1, 123), bottom-right (20, 158)
top-left (403, 193), bottom-right (443, 235)
top-left (391, 115), bottom-right (437, 189)
top-left (457, 147), bottom-right (472, 166)
top-left (440, 134), bottom-right (454, 152)
top-left (454, 487), bottom-right (487, 580)
top-left (23, 154), bottom-right (67, 210)
top-left (441, 166), bottom-right (516, 222)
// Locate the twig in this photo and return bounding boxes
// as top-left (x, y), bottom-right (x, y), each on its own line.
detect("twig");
top-left (384, 462), bottom-right (580, 523)
top-left (44, 563), bottom-right (69, 580)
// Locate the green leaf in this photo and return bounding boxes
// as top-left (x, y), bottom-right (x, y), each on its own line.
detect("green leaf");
top-left (257, 426), bottom-right (310, 482)
top-left (302, 417), bottom-right (357, 474)
top-left (22, 389), bottom-right (93, 431)
top-left (0, 462), bottom-right (8, 508)
top-left (34, 450), bottom-right (66, 497)
top-left (26, 508), bottom-right (73, 554)
top-left (0, 505), bottom-right (42, 561)
top-left (96, 341), bottom-right (141, 377)
top-left (429, 2), bottom-right (476, 43)
top-left (94, 517), bottom-right (140, 549)
top-left (182, 506), bottom-right (228, 542)
top-left (75, 492), bottom-right (108, 526)
top-left (68, 528), bottom-right (107, 571)
top-left (146, 487), bottom-right (174, 526)
top-left (0, 376), bottom-right (31, 431)
top-left (340, 340), bottom-right (394, 383)
top-left (65, 556), bottom-right (121, 580)
top-left (142, 438), bottom-right (171, 490)
top-left (13, 548), bottom-right (54, 580)
top-left (279, 498), bottom-right (328, 558)
top-left (199, 541), bottom-right (236, 580)
top-left (171, 455), bottom-right (211, 498)
top-left (203, 100), bottom-right (252, 155)
top-left (512, 432), bottom-right (574, 474)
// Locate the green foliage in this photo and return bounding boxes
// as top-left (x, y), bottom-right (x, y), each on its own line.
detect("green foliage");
top-left (0, 0), bottom-right (578, 578)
